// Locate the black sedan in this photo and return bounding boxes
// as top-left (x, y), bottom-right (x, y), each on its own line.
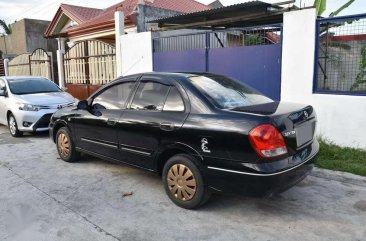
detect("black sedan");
top-left (49, 72), bottom-right (319, 209)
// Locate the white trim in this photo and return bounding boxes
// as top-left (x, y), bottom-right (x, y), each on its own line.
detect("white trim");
top-left (207, 158), bottom-right (312, 177)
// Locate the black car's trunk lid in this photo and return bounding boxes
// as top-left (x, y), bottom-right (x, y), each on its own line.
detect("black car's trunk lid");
top-left (231, 101), bottom-right (316, 155)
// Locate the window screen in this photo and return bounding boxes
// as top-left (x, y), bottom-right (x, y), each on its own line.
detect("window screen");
top-left (130, 81), bottom-right (170, 111)
top-left (93, 82), bottom-right (135, 110)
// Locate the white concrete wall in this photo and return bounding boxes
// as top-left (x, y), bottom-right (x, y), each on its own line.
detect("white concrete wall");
top-left (281, 8), bottom-right (366, 149)
top-left (120, 32), bottom-right (153, 76)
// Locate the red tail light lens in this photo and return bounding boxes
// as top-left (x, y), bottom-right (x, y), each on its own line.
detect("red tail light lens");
top-left (249, 124), bottom-right (288, 158)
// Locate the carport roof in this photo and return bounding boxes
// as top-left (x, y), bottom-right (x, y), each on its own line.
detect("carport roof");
top-left (149, 1), bottom-right (292, 30)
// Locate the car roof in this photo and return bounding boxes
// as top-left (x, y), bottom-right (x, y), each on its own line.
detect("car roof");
top-left (121, 72), bottom-right (221, 79)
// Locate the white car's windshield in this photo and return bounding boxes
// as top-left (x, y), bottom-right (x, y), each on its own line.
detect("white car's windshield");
top-left (189, 75), bottom-right (273, 109)
top-left (8, 78), bottom-right (61, 95)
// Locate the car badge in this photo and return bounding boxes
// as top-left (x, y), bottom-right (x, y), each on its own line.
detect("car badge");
top-left (57, 105), bottom-right (63, 109)
top-left (201, 138), bottom-right (211, 153)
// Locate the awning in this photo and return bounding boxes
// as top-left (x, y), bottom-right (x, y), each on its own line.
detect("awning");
top-left (149, 1), bottom-right (294, 30)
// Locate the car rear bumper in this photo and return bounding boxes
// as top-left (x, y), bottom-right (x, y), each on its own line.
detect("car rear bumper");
top-left (205, 140), bottom-right (319, 196)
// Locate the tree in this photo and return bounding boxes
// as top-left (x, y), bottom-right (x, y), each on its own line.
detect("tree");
top-left (314, 0), bottom-right (326, 16)
top-left (350, 47), bottom-right (366, 91)
top-left (0, 19), bottom-right (11, 35)
top-left (313, 0), bottom-right (355, 17)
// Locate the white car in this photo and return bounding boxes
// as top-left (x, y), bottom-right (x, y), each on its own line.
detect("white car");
top-left (0, 76), bottom-right (76, 137)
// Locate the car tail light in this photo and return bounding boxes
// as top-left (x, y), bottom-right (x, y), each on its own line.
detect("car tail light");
top-left (249, 124), bottom-right (288, 158)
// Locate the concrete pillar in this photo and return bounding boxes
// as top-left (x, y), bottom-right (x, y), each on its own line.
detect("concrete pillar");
top-left (56, 38), bottom-right (66, 89)
top-left (121, 32), bottom-right (153, 75)
top-left (280, 8), bottom-right (317, 102)
top-left (115, 11), bottom-right (125, 77)
top-left (4, 58), bottom-right (9, 76)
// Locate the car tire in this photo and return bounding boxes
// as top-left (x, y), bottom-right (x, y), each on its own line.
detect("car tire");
top-left (162, 154), bottom-right (210, 209)
top-left (8, 113), bottom-right (23, 137)
top-left (56, 127), bottom-right (80, 163)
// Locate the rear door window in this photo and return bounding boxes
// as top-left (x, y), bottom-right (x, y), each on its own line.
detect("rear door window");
top-left (163, 87), bottom-right (185, 112)
top-left (130, 81), bottom-right (170, 111)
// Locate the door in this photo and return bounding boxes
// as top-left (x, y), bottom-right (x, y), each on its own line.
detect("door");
top-left (118, 75), bottom-right (189, 169)
top-left (0, 78), bottom-right (7, 124)
top-left (73, 80), bottom-right (137, 160)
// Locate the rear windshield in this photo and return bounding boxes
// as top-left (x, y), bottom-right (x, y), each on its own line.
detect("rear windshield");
top-left (189, 75), bottom-right (273, 109)
top-left (8, 78), bottom-right (61, 95)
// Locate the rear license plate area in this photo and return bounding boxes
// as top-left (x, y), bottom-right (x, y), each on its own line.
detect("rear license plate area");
top-left (296, 122), bottom-right (313, 147)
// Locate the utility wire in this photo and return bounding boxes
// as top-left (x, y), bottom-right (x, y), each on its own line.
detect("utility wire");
top-left (2, 0), bottom-right (62, 23)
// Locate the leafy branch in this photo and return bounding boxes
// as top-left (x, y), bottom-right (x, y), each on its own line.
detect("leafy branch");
top-left (314, 0), bottom-right (355, 17)
top-left (0, 19), bottom-right (11, 35)
top-left (350, 46), bottom-right (366, 91)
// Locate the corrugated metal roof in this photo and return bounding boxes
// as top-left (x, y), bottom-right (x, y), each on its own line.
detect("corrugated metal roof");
top-left (149, 1), bottom-right (285, 30)
top-left (150, 1), bottom-right (277, 23)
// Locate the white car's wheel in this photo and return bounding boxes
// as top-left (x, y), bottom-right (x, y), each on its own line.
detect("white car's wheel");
top-left (8, 114), bottom-right (23, 137)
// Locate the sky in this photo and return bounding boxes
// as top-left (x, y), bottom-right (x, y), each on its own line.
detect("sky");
top-left (0, 0), bottom-right (365, 33)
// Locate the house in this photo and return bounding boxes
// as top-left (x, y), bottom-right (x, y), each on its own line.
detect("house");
top-left (0, 19), bottom-right (57, 59)
top-left (45, 0), bottom-right (213, 44)
top-left (44, 0), bottom-right (216, 99)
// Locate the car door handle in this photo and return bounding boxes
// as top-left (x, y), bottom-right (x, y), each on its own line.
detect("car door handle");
top-left (160, 122), bottom-right (174, 131)
top-left (107, 119), bottom-right (117, 126)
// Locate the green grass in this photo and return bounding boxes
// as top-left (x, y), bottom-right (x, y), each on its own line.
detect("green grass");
top-left (314, 138), bottom-right (366, 177)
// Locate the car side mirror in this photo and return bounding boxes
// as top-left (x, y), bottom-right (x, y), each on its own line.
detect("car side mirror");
top-left (77, 100), bottom-right (89, 110)
top-left (0, 89), bottom-right (4, 97)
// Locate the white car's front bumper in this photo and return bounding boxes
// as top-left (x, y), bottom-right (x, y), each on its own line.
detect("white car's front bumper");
top-left (12, 109), bottom-right (58, 132)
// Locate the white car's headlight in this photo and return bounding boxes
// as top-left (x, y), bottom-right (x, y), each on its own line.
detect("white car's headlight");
top-left (72, 99), bottom-right (78, 106)
top-left (18, 103), bottom-right (40, 111)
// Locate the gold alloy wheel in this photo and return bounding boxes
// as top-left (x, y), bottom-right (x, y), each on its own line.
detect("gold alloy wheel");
top-left (57, 133), bottom-right (70, 158)
top-left (167, 164), bottom-right (197, 201)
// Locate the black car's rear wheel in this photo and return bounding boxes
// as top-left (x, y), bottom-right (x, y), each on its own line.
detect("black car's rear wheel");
top-left (8, 113), bottom-right (23, 137)
top-left (56, 127), bottom-right (80, 162)
top-left (163, 154), bottom-right (210, 209)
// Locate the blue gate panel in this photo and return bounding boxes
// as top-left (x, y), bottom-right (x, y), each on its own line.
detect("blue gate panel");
top-left (208, 45), bottom-right (281, 100)
top-left (153, 49), bottom-right (206, 72)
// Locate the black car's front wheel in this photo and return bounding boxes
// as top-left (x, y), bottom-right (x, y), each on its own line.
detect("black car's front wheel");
top-left (162, 154), bottom-right (210, 209)
top-left (56, 127), bottom-right (80, 162)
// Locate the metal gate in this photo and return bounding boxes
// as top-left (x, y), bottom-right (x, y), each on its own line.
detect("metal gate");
top-left (7, 49), bottom-right (52, 79)
top-left (63, 40), bottom-right (116, 100)
top-left (29, 48), bottom-right (52, 79)
top-left (8, 53), bottom-right (31, 76)
top-left (153, 25), bottom-right (282, 100)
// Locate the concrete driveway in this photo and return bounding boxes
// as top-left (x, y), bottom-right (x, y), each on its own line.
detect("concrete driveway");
top-left (0, 125), bottom-right (365, 241)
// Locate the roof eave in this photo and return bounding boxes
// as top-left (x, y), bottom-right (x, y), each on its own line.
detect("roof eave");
top-left (66, 18), bottom-right (135, 37)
